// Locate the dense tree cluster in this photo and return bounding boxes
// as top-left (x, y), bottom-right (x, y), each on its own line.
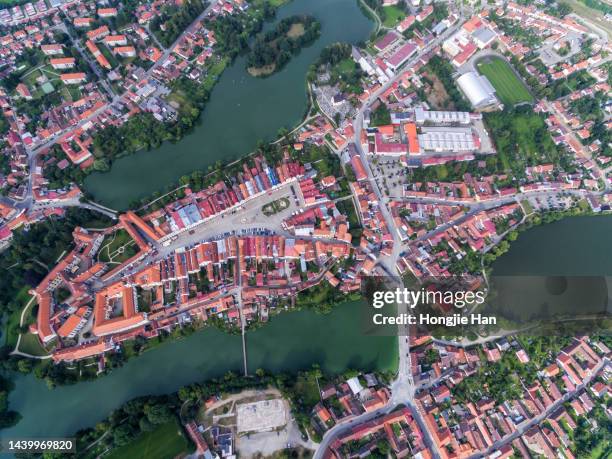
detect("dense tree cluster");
top-left (307, 42), bottom-right (365, 94)
top-left (572, 405), bottom-right (612, 456)
top-left (150, 0), bottom-right (207, 47)
top-left (369, 103), bottom-right (391, 126)
top-left (246, 15), bottom-right (320, 74)
top-left (43, 145), bottom-right (86, 189)
top-left (483, 107), bottom-right (564, 175)
top-left (425, 56), bottom-right (471, 112)
top-left (209, 3), bottom-right (275, 58)
top-left (92, 113), bottom-right (169, 165)
top-left (317, 42), bottom-right (352, 67)
top-left (0, 112), bottom-right (8, 136)
top-left (453, 352), bottom-right (525, 404)
top-left (0, 374), bottom-right (20, 428)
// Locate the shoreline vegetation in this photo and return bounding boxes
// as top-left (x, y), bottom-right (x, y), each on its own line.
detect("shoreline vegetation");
top-left (246, 14), bottom-right (321, 77)
top-left (72, 367), bottom-right (395, 458)
top-left (436, 200), bottom-right (607, 342)
top-left (49, 0), bottom-right (282, 191)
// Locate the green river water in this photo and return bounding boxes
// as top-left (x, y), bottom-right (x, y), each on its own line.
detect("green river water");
top-left (490, 215), bottom-right (612, 276)
top-left (84, 0), bottom-right (374, 209)
top-left (3, 300), bottom-right (397, 438)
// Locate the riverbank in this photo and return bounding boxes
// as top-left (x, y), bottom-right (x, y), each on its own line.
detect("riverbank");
top-left (83, 0), bottom-right (374, 209)
top-left (2, 300), bottom-right (397, 439)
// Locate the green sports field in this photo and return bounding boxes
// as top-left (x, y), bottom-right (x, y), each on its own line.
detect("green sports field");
top-left (477, 57), bottom-right (533, 106)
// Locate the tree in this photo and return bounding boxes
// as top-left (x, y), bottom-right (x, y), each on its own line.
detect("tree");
top-left (145, 403), bottom-right (173, 425)
top-left (112, 424), bottom-right (135, 447)
top-left (139, 416), bottom-right (154, 432)
top-left (17, 359), bottom-right (33, 374)
top-left (377, 439), bottom-right (390, 455)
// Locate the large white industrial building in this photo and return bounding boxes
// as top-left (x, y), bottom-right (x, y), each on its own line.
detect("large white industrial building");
top-left (418, 127), bottom-right (476, 153)
top-left (456, 72), bottom-right (499, 108)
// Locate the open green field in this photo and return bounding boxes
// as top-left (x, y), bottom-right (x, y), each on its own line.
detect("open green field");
top-left (382, 5), bottom-right (405, 27)
top-left (477, 57), bottom-right (533, 106)
top-left (106, 420), bottom-right (191, 459)
top-left (484, 109), bottom-right (558, 174)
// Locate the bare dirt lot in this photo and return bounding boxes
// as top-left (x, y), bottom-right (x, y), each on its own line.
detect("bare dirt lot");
top-left (423, 72), bottom-right (452, 110)
top-left (237, 398), bottom-right (288, 433)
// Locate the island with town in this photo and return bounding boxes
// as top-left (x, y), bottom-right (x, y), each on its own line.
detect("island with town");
top-left (0, 0), bottom-right (610, 458)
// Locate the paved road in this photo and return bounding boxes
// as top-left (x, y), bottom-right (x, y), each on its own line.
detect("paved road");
top-left (313, 18), bottom-right (468, 459)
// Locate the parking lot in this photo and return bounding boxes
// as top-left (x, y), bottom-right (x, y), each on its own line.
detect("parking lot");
top-left (524, 192), bottom-right (576, 213)
top-left (369, 156), bottom-right (410, 199)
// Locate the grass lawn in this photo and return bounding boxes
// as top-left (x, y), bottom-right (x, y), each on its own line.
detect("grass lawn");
top-left (587, 440), bottom-right (611, 459)
top-left (291, 374), bottom-right (321, 408)
top-left (262, 197), bottom-right (289, 216)
top-left (21, 68), bottom-right (42, 87)
top-left (98, 43), bottom-right (119, 68)
top-left (106, 420), bottom-right (192, 459)
top-left (520, 199), bottom-right (534, 215)
top-left (331, 58), bottom-right (357, 83)
top-left (577, 198), bottom-right (591, 212)
top-left (202, 57), bottom-right (228, 92)
top-left (4, 308), bottom-right (22, 349)
top-left (476, 57), bottom-right (533, 106)
top-left (382, 5), bottom-right (405, 27)
top-left (3, 287), bottom-right (33, 348)
top-left (18, 332), bottom-right (49, 357)
top-left (66, 85), bottom-right (82, 101)
top-left (98, 229), bottom-right (137, 264)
